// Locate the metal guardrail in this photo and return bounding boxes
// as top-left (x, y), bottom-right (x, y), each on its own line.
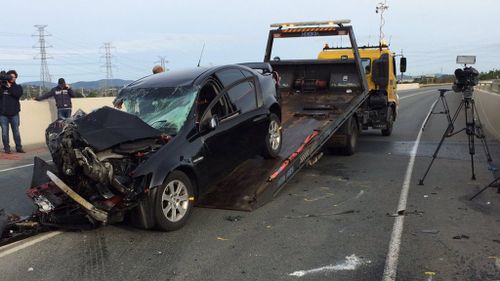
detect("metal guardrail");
top-left (478, 80), bottom-right (500, 94)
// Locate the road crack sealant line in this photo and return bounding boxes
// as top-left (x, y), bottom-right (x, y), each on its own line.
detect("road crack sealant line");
top-left (382, 99), bottom-right (439, 281)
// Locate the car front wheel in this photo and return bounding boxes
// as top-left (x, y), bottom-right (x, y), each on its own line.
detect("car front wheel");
top-left (154, 171), bottom-right (194, 231)
top-left (262, 113), bottom-right (282, 159)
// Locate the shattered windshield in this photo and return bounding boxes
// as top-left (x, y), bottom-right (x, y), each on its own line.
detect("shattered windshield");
top-left (119, 86), bottom-right (197, 135)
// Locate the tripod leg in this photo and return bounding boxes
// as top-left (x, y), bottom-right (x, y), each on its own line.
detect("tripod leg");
top-left (421, 97), bottom-right (440, 132)
top-left (469, 177), bottom-right (500, 200)
top-left (472, 100), bottom-right (494, 163)
top-left (465, 102), bottom-right (477, 180)
top-left (419, 100), bottom-right (464, 185)
top-left (442, 94), bottom-right (453, 127)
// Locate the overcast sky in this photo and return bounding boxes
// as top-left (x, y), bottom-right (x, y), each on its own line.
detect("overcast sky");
top-left (2, 0), bottom-right (499, 83)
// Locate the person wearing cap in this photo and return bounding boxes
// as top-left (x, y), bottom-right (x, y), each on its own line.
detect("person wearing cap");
top-left (0, 70), bottom-right (24, 153)
top-left (35, 78), bottom-right (75, 119)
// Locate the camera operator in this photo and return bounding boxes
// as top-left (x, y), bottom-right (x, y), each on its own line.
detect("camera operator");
top-left (35, 78), bottom-right (74, 119)
top-left (0, 70), bottom-right (24, 154)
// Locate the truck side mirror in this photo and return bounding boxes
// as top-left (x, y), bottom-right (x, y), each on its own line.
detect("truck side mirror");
top-left (400, 57), bottom-right (407, 73)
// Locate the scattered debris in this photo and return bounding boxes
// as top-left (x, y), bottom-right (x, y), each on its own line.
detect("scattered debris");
top-left (425, 271), bottom-right (436, 281)
top-left (225, 215), bottom-right (243, 222)
top-left (304, 193), bottom-right (335, 202)
top-left (405, 210), bottom-right (425, 216)
top-left (452, 234), bottom-right (469, 240)
top-left (289, 254), bottom-right (371, 277)
top-left (421, 229), bottom-right (440, 234)
top-left (216, 236), bottom-right (229, 241)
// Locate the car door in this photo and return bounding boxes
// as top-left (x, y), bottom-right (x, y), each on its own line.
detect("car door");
top-left (196, 84), bottom-right (242, 187)
top-left (224, 72), bottom-right (269, 158)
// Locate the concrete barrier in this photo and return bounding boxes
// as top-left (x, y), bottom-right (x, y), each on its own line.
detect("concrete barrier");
top-left (475, 89), bottom-right (500, 142)
top-left (397, 83), bottom-right (420, 91)
top-left (5, 98), bottom-right (115, 147)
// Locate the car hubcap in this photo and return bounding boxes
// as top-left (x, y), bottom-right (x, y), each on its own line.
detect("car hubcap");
top-left (269, 120), bottom-right (281, 151)
top-left (161, 180), bottom-right (189, 222)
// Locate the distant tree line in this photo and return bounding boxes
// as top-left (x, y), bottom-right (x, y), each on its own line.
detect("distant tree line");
top-left (479, 69), bottom-right (500, 80)
top-left (414, 75), bottom-right (455, 84)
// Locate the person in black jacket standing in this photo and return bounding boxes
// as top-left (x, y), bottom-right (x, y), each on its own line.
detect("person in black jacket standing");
top-left (0, 70), bottom-right (24, 154)
top-left (35, 78), bottom-right (74, 119)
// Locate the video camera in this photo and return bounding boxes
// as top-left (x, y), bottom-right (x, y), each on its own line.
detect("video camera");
top-left (0, 71), bottom-right (10, 88)
top-left (452, 56), bottom-right (479, 99)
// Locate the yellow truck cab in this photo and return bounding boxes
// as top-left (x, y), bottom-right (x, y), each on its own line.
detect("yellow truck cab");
top-left (319, 44), bottom-right (405, 135)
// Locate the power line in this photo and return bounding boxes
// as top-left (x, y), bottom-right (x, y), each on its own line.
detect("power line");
top-left (32, 25), bottom-right (52, 91)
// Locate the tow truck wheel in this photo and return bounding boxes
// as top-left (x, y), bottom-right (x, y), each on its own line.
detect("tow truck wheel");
top-left (262, 113), bottom-right (282, 159)
top-left (381, 107), bottom-right (394, 136)
top-left (154, 171), bottom-right (194, 231)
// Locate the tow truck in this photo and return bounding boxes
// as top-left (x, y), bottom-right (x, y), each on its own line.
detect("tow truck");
top-left (319, 42), bottom-right (406, 136)
top-left (1, 20), bottom-right (404, 243)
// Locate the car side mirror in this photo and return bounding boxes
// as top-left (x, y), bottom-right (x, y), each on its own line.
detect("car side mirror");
top-left (400, 57), bottom-right (407, 73)
top-left (209, 115), bottom-right (219, 130)
top-left (201, 115), bottom-right (219, 132)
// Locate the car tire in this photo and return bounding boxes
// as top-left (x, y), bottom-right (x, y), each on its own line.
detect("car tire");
top-left (154, 170), bottom-right (194, 231)
top-left (381, 107), bottom-right (394, 136)
top-left (262, 113), bottom-right (282, 159)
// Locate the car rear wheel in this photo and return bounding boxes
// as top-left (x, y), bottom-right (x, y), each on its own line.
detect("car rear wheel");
top-left (262, 113), bottom-right (282, 159)
top-left (154, 171), bottom-right (194, 231)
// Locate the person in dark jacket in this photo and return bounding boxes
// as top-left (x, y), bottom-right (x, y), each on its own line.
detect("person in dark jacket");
top-left (0, 70), bottom-right (24, 153)
top-left (35, 78), bottom-right (74, 119)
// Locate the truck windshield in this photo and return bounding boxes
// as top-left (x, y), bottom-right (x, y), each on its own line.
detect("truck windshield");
top-left (118, 86), bottom-right (197, 135)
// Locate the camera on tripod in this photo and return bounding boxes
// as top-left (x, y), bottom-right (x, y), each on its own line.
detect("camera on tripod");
top-left (452, 56), bottom-right (479, 99)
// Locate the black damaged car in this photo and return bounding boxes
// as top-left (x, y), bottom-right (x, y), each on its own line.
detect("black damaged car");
top-left (30, 64), bottom-right (282, 231)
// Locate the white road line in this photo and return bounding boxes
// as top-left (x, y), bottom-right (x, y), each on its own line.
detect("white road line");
top-left (382, 98), bottom-right (439, 281)
top-left (0, 231), bottom-right (63, 259)
top-left (399, 90), bottom-right (436, 100)
top-left (0, 160), bottom-right (52, 173)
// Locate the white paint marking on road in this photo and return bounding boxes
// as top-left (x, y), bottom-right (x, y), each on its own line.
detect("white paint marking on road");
top-left (399, 89), bottom-right (436, 100)
top-left (382, 98), bottom-right (439, 281)
top-left (0, 231), bottom-right (62, 259)
top-left (289, 254), bottom-right (371, 277)
top-left (0, 160), bottom-right (52, 173)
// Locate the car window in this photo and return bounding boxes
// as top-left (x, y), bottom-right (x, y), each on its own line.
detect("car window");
top-left (216, 69), bottom-right (246, 87)
top-left (227, 81), bottom-right (257, 114)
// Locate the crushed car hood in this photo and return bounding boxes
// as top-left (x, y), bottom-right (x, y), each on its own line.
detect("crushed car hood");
top-left (73, 106), bottom-right (162, 151)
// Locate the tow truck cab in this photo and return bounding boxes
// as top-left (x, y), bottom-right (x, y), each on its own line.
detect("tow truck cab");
top-left (319, 45), bottom-right (406, 136)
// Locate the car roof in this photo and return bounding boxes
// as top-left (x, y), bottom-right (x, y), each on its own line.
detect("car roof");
top-left (124, 64), bottom-right (258, 90)
top-left (126, 67), bottom-right (212, 89)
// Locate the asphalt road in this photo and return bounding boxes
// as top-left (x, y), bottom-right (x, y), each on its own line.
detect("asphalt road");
top-left (0, 87), bottom-right (499, 281)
